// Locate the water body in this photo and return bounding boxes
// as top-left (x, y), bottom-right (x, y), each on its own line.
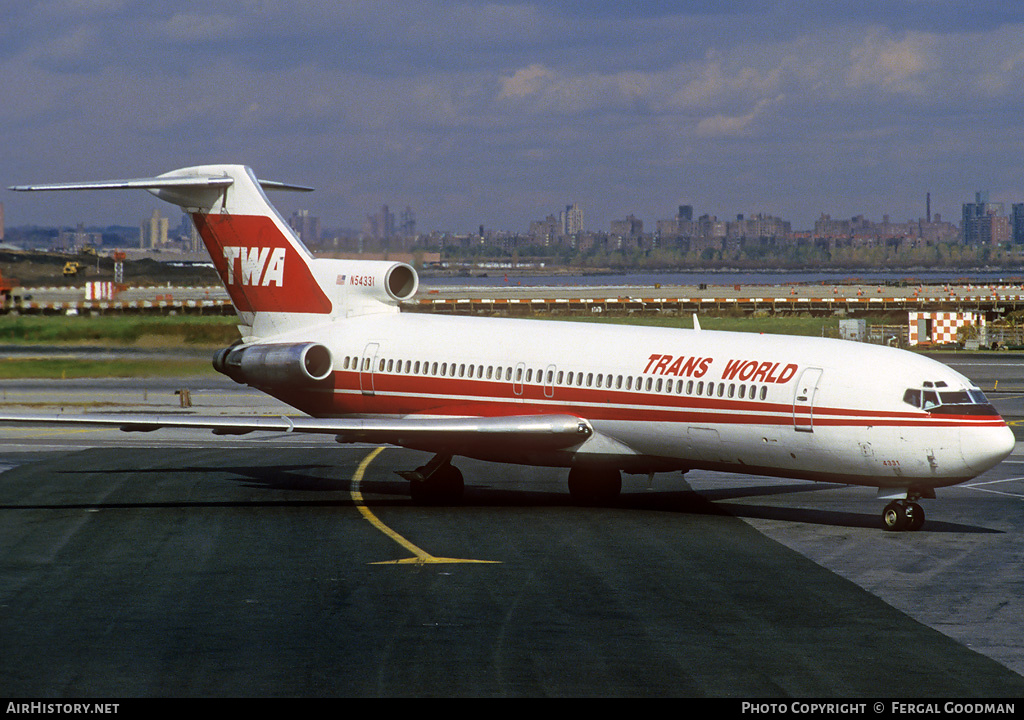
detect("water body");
top-left (421, 269), bottom-right (1024, 289)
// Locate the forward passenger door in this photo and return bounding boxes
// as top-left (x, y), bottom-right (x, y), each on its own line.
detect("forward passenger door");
top-left (793, 367), bottom-right (823, 432)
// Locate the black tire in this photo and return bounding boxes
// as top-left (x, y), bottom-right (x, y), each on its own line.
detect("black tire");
top-left (882, 501), bottom-right (907, 531)
top-left (567, 467), bottom-right (621, 504)
top-left (905, 503), bottom-right (925, 531)
top-left (410, 464), bottom-right (464, 505)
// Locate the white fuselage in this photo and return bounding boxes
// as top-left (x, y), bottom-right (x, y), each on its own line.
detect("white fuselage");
top-left (260, 312), bottom-right (1014, 493)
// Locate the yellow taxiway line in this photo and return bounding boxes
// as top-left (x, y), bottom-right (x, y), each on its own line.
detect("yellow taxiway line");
top-left (350, 447), bottom-right (500, 565)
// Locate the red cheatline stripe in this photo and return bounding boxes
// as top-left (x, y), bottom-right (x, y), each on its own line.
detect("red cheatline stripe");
top-left (274, 370), bottom-right (1005, 429)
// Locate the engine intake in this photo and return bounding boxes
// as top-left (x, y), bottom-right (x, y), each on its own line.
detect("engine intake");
top-left (213, 342), bottom-right (333, 387)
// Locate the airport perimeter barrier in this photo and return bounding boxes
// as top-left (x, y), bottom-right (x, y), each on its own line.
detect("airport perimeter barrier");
top-left (405, 292), bottom-right (1024, 316)
top-left (4, 286), bottom-right (1024, 317)
top-left (4, 298), bottom-right (236, 315)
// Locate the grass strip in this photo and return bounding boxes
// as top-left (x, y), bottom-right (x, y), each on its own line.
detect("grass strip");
top-left (0, 357), bottom-right (215, 379)
top-left (0, 315), bottom-right (240, 345)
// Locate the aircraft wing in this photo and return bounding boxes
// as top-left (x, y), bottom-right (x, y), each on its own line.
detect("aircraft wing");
top-left (0, 412), bottom-right (593, 453)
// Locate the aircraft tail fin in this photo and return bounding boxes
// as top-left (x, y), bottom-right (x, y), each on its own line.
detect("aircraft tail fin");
top-left (11, 165), bottom-right (418, 340)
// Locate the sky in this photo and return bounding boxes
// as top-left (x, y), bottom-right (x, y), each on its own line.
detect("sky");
top-left (2, 1), bottom-right (1024, 235)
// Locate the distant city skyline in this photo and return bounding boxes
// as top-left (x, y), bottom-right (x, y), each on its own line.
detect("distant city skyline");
top-left (3, 188), bottom-right (1017, 249)
top-left (3, 4), bottom-right (1022, 233)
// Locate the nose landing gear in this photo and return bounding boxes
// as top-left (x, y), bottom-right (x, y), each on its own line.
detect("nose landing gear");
top-left (882, 500), bottom-right (925, 532)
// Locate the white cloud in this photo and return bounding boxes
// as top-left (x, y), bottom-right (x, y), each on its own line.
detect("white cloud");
top-left (696, 96), bottom-right (781, 137)
top-left (846, 29), bottom-right (940, 95)
top-left (498, 64), bottom-right (555, 101)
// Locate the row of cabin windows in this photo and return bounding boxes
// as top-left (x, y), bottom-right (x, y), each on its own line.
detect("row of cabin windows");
top-left (341, 354), bottom-right (771, 401)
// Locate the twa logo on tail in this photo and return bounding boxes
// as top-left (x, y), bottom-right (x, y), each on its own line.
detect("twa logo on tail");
top-left (222, 246), bottom-right (286, 286)
top-left (193, 213), bottom-right (333, 315)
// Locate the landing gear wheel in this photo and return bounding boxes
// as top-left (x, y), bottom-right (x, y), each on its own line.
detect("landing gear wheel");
top-left (882, 500), bottom-right (925, 532)
top-left (905, 502), bottom-right (925, 531)
top-left (567, 467), bottom-right (622, 504)
top-left (882, 501), bottom-right (907, 531)
top-left (409, 463), bottom-right (464, 505)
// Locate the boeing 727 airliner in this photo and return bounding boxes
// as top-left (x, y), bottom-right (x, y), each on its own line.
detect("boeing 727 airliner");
top-left (6, 165), bottom-right (1015, 531)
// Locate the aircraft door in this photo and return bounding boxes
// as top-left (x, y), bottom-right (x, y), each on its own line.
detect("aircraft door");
top-left (793, 367), bottom-right (823, 432)
top-left (360, 342), bottom-right (380, 396)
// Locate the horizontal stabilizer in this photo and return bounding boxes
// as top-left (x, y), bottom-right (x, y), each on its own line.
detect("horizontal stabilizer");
top-left (9, 176), bottom-right (312, 193)
top-left (9, 176), bottom-right (232, 192)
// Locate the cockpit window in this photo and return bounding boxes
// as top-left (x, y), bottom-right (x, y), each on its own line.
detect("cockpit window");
top-left (903, 384), bottom-right (995, 415)
top-left (968, 389), bottom-right (989, 404)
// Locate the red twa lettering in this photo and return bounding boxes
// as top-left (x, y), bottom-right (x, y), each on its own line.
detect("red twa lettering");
top-left (695, 357), bottom-right (712, 377)
top-left (777, 363), bottom-right (797, 384)
top-left (721, 358), bottom-right (747, 380)
top-left (723, 359), bottom-right (799, 384)
top-left (738, 361), bottom-right (758, 381)
top-left (685, 356), bottom-right (707, 377)
top-left (653, 355), bottom-right (673, 374)
top-left (722, 358), bottom-right (763, 381)
top-left (644, 354), bottom-right (712, 377)
top-left (752, 361), bottom-right (772, 382)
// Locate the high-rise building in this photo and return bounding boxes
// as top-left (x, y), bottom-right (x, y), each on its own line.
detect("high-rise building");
top-left (610, 215), bottom-right (643, 237)
top-left (399, 206), bottom-right (416, 237)
top-left (562, 203), bottom-right (584, 235)
top-left (962, 191), bottom-right (1009, 245)
top-left (529, 214), bottom-right (560, 243)
top-left (366, 205), bottom-right (395, 239)
top-left (1012, 204), bottom-right (1024, 245)
top-left (289, 209), bottom-right (321, 247)
top-left (141, 209), bottom-right (168, 248)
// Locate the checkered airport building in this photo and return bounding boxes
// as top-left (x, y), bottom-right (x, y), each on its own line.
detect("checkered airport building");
top-left (908, 311), bottom-right (984, 346)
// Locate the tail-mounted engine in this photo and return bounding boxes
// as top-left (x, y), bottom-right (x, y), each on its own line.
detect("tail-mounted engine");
top-left (213, 342), bottom-right (333, 387)
top-left (317, 259), bottom-right (419, 317)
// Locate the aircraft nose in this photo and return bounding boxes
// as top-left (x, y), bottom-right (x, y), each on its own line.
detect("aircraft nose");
top-left (962, 423), bottom-right (1016, 474)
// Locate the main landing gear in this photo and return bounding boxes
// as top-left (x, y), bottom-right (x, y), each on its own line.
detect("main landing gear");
top-left (882, 500), bottom-right (925, 532)
top-left (400, 454), bottom-right (465, 505)
top-left (401, 459), bottom-right (625, 506)
top-left (567, 466), bottom-right (622, 504)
